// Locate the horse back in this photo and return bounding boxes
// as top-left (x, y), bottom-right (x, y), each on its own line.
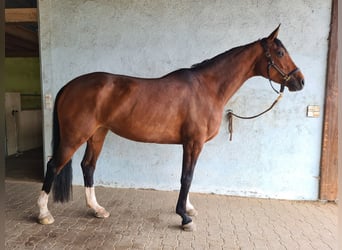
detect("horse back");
top-left (57, 71), bottom-right (222, 144)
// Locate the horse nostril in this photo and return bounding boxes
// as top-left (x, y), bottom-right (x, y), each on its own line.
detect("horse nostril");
top-left (301, 79), bottom-right (305, 86)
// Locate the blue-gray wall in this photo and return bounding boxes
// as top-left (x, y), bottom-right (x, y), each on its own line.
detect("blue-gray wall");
top-left (38, 0), bottom-right (331, 200)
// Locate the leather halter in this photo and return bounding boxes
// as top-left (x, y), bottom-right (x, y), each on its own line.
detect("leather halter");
top-left (260, 38), bottom-right (300, 94)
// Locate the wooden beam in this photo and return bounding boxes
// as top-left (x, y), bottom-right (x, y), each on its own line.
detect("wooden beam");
top-left (5, 8), bottom-right (37, 23)
top-left (319, 0), bottom-right (338, 201)
top-left (5, 33), bottom-right (38, 50)
top-left (5, 24), bottom-right (38, 44)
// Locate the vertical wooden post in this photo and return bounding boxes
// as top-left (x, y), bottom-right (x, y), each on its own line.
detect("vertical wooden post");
top-left (319, 0), bottom-right (338, 201)
top-left (0, 2), bottom-right (6, 248)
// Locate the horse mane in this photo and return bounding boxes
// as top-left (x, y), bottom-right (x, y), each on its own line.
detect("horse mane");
top-left (190, 41), bottom-right (258, 69)
top-left (190, 38), bottom-right (287, 70)
top-left (191, 59), bottom-right (211, 68)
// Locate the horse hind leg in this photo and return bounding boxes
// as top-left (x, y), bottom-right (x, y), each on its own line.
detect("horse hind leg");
top-left (38, 159), bottom-right (55, 224)
top-left (38, 146), bottom-right (76, 225)
top-left (81, 127), bottom-right (109, 218)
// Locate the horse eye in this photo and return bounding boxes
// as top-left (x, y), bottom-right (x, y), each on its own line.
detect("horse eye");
top-left (277, 50), bottom-right (284, 58)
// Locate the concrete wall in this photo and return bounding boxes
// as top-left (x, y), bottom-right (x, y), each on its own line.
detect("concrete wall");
top-left (38, 0), bottom-right (332, 200)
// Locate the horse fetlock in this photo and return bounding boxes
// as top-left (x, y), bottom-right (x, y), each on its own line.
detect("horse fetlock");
top-left (37, 191), bottom-right (49, 207)
top-left (176, 206), bottom-right (194, 230)
top-left (178, 210), bottom-right (193, 229)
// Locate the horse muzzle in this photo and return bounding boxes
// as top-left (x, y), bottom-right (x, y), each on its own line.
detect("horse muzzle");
top-left (286, 70), bottom-right (304, 92)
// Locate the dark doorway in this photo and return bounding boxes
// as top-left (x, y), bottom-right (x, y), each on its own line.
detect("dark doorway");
top-left (5, 147), bottom-right (44, 181)
top-left (5, 0), bottom-right (43, 182)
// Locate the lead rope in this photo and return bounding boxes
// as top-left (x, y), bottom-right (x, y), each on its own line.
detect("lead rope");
top-left (227, 93), bottom-right (283, 141)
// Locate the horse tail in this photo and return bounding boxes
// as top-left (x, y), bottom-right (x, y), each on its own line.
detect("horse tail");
top-left (52, 86), bottom-right (73, 203)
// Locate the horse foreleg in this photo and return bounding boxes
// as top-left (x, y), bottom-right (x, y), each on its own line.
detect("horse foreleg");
top-left (81, 128), bottom-right (109, 218)
top-left (176, 141), bottom-right (203, 231)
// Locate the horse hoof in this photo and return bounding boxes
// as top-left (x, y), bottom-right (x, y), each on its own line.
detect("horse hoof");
top-left (182, 221), bottom-right (196, 232)
top-left (95, 209), bottom-right (110, 218)
top-left (38, 214), bottom-right (55, 225)
top-left (187, 208), bottom-right (198, 217)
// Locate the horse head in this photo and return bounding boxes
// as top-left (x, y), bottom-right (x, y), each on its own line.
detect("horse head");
top-left (256, 25), bottom-right (305, 92)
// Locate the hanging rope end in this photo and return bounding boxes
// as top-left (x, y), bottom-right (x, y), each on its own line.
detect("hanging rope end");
top-left (226, 110), bottom-right (234, 141)
top-left (226, 92), bottom-right (284, 142)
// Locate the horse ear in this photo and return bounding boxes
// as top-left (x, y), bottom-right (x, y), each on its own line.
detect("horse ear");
top-left (267, 24), bottom-right (281, 42)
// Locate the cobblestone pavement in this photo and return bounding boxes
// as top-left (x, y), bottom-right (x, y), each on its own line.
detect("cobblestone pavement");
top-left (5, 180), bottom-right (337, 249)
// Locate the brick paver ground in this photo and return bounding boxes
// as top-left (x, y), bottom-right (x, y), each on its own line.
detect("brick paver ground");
top-left (5, 180), bottom-right (337, 249)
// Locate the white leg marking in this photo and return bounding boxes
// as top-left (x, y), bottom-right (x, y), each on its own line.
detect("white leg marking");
top-left (85, 187), bottom-right (110, 218)
top-left (186, 194), bottom-right (198, 217)
top-left (37, 191), bottom-right (54, 224)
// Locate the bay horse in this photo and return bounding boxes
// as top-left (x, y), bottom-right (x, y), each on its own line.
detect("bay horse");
top-left (37, 26), bottom-right (304, 231)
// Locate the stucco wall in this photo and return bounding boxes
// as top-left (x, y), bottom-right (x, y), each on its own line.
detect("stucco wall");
top-left (38, 0), bottom-right (331, 200)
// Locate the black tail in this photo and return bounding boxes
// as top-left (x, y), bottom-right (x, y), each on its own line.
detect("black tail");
top-left (51, 86), bottom-right (73, 203)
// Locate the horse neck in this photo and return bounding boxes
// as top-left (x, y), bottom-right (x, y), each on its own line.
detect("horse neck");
top-left (192, 41), bottom-right (263, 106)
